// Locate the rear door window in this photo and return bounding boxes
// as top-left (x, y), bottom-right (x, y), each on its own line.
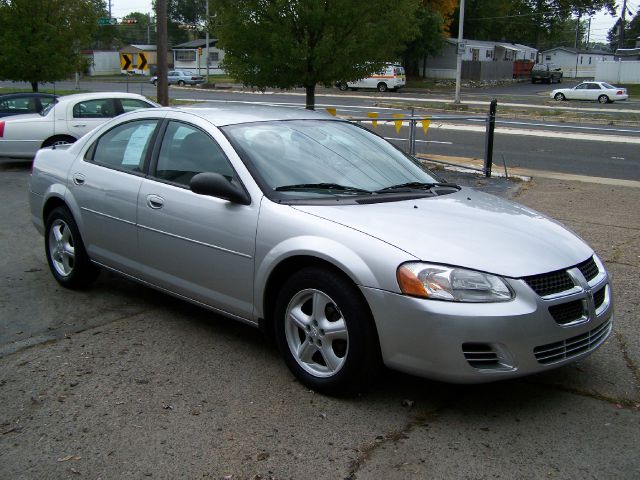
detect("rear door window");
top-left (73, 99), bottom-right (118, 118)
top-left (87, 120), bottom-right (159, 173)
top-left (119, 98), bottom-right (155, 113)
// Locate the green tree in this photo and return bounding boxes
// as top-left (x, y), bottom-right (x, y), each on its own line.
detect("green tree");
top-left (608, 12), bottom-right (640, 50)
top-left (213, 0), bottom-right (420, 109)
top-left (0, 0), bottom-right (102, 91)
top-left (452, 0), bottom-right (615, 49)
top-left (402, 7), bottom-right (447, 76)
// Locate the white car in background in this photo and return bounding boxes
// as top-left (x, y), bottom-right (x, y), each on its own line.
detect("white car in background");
top-left (0, 92), bottom-right (157, 158)
top-left (551, 81), bottom-right (629, 104)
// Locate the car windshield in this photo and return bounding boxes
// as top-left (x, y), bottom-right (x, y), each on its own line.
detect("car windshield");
top-left (222, 119), bottom-right (441, 199)
top-left (601, 82), bottom-right (616, 89)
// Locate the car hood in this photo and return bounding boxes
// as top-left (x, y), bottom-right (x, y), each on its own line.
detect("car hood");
top-left (292, 188), bottom-right (592, 278)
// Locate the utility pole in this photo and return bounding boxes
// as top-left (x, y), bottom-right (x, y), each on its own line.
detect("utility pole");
top-left (454, 0), bottom-right (465, 105)
top-left (205, 0), bottom-right (210, 83)
top-left (574, 10), bottom-right (581, 49)
top-left (618, 0), bottom-right (628, 50)
top-left (108, 0), bottom-right (112, 19)
top-left (156, 0), bottom-right (169, 106)
top-left (586, 17), bottom-right (591, 49)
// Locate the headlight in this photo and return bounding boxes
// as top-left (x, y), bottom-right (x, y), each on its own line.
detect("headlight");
top-left (397, 263), bottom-right (514, 302)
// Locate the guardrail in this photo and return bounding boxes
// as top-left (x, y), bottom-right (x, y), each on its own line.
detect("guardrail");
top-left (334, 99), bottom-right (498, 177)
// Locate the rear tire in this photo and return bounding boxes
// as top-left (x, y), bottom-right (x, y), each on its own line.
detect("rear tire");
top-left (377, 82), bottom-right (388, 92)
top-left (178, 80), bottom-right (185, 87)
top-left (274, 267), bottom-right (380, 395)
top-left (338, 82), bottom-right (348, 91)
top-left (42, 135), bottom-right (76, 148)
top-left (45, 207), bottom-right (99, 289)
top-left (598, 95), bottom-right (610, 104)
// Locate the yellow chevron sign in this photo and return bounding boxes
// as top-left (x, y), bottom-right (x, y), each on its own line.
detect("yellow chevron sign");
top-left (138, 53), bottom-right (148, 70)
top-left (120, 54), bottom-right (132, 71)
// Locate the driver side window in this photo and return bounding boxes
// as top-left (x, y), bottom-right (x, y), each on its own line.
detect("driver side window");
top-left (154, 121), bottom-right (235, 187)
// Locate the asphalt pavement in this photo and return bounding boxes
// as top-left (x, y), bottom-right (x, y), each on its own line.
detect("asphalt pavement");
top-left (0, 158), bottom-right (638, 479)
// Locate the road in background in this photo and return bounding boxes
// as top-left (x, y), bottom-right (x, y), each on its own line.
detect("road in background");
top-left (2, 80), bottom-right (638, 180)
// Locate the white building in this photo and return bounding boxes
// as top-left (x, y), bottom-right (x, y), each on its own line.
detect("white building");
top-left (172, 39), bottom-right (225, 76)
top-left (540, 47), bottom-right (615, 78)
top-left (81, 50), bottom-right (121, 76)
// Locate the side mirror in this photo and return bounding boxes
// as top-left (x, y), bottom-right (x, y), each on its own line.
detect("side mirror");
top-left (190, 172), bottom-right (250, 205)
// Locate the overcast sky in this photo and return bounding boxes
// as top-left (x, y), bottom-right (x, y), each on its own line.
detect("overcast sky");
top-left (108, 0), bottom-right (635, 44)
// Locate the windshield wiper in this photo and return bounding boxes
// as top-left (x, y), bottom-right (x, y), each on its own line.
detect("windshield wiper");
top-left (374, 181), bottom-right (459, 193)
top-left (275, 183), bottom-right (372, 194)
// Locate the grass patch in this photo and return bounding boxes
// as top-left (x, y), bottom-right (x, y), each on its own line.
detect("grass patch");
top-left (205, 74), bottom-right (237, 83)
top-left (620, 84), bottom-right (640, 96)
top-left (405, 77), bottom-right (448, 90)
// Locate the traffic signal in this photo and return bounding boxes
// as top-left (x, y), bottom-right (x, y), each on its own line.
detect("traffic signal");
top-left (178, 24), bottom-right (197, 30)
top-left (122, 18), bottom-right (138, 25)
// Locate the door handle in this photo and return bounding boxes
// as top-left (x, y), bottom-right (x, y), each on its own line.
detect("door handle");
top-left (73, 124), bottom-right (86, 127)
top-left (146, 194), bottom-right (164, 209)
top-left (72, 173), bottom-right (85, 185)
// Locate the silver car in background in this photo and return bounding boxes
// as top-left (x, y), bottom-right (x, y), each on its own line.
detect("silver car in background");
top-left (29, 105), bottom-right (613, 394)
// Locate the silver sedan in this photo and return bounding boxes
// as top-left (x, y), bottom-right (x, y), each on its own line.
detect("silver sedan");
top-left (29, 105), bottom-right (613, 394)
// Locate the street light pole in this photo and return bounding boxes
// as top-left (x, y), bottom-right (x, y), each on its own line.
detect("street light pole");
top-left (454, 0), bottom-right (465, 104)
top-left (156, 0), bottom-right (169, 106)
top-left (205, 0), bottom-right (210, 83)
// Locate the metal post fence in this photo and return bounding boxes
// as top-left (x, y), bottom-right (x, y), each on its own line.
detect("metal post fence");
top-left (483, 99), bottom-right (497, 178)
top-left (344, 100), bottom-right (498, 177)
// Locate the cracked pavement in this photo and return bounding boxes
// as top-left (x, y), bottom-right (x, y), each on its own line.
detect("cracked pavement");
top-left (1, 161), bottom-right (639, 479)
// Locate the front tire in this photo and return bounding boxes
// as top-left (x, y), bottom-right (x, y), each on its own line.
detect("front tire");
top-left (274, 267), bottom-right (380, 394)
top-left (338, 82), bottom-right (348, 91)
top-left (178, 80), bottom-right (185, 87)
top-left (45, 207), bottom-right (99, 289)
top-left (554, 93), bottom-right (565, 101)
top-left (598, 94), bottom-right (610, 104)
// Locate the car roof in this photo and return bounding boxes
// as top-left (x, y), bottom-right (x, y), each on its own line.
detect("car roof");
top-left (0, 92), bottom-right (58, 99)
top-left (171, 104), bottom-right (335, 127)
top-left (53, 92), bottom-right (151, 104)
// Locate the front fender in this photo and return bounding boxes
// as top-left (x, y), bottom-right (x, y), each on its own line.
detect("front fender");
top-left (252, 201), bottom-right (416, 319)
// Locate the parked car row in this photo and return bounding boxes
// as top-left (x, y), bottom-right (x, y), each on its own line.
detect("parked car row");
top-left (28, 102), bottom-right (613, 394)
top-left (0, 92), bottom-right (157, 158)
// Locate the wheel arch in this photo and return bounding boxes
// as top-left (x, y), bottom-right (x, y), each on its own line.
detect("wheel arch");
top-left (41, 134), bottom-right (77, 149)
top-left (41, 187), bottom-right (84, 233)
top-left (259, 254), bottom-right (380, 344)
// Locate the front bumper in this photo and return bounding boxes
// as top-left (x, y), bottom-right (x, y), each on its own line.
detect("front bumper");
top-left (361, 264), bottom-right (613, 383)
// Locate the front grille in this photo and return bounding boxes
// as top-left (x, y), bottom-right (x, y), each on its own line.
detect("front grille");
top-left (462, 343), bottom-right (500, 369)
top-left (548, 299), bottom-right (584, 325)
top-left (593, 286), bottom-right (606, 309)
top-left (523, 270), bottom-right (574, 297)
top-left (533, 319), bottom-right (612, 365)
top-left (577, 256), bottom-right (599, 282)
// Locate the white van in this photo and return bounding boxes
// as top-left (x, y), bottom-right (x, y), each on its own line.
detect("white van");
top-left (336, 64), bottom-right (406, 92)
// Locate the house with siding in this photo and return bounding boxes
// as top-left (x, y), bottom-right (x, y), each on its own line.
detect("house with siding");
top-left (172, 39), bottom-right (225, 76)
top-left (540, 47), bottom-right (615, 78)
top-left (421, 39), bottom-right (538, 80)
